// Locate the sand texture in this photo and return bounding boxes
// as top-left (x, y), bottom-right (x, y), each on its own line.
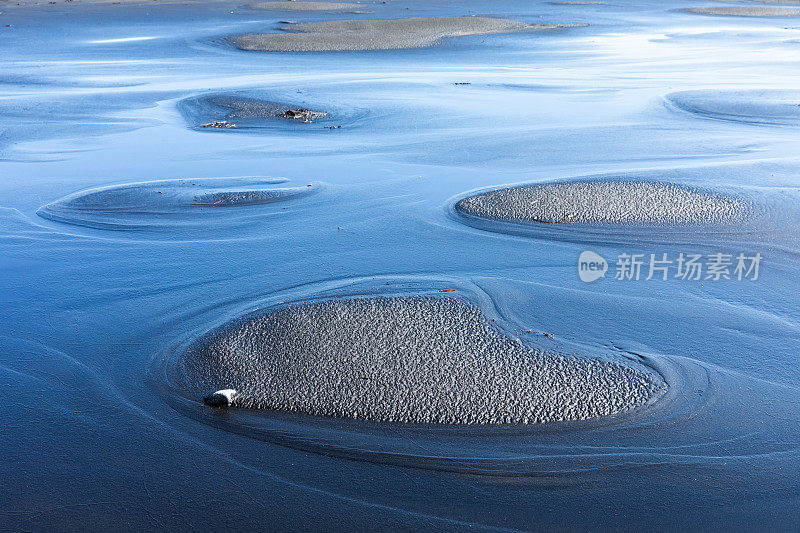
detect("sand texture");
top-left (181, 296), bottom-right (662, 424)
top-left (228, 17), bottom-right (583, 52)
top-left (249, 1), bottom-right (365, 11)
top-left (455, 181), bottom-right (748, 225)
top-left (685, 6), bottom-right (800, 16)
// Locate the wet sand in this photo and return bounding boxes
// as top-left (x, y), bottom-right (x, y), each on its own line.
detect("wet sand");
top-left (5, 0), bottom-right (800, 530)
top-left (229, 17), bottom-right (583, 52)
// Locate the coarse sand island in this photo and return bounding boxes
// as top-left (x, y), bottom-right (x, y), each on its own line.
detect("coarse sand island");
top-left (228, 16), bottom-right (585, 52)
top-left (248, 1), bottom-right (366, 11)
top-left (180, 296), bottom-right (663, 424)
top-left (179, 94), bottom-right (330, 128)
top-left (684, 6), bottom-right (800, 16)
top-left (455, 181), bottom-right (749, 225)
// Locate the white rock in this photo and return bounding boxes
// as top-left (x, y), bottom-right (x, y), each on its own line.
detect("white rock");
top-left (204, 388), bottom-right (237, 407)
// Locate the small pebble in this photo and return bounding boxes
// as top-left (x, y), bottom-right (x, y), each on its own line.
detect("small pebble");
top-left (204, 388), bottom-right (237, 407)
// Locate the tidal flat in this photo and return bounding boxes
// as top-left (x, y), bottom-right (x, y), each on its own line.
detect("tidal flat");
top-left (2, 0), bottom-right (800, 530)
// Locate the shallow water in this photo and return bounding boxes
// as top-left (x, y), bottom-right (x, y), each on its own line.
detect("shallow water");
top-left (2, 0), bottom-right (800, 530)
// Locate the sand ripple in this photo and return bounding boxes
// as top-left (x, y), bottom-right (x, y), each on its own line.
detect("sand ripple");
top-left (667, 89), bottom-right (800, 126)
